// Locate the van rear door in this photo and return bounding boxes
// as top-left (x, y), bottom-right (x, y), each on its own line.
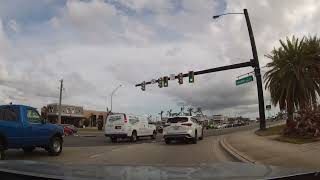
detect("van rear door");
top-left (106, 114), bottom-right (126, 133)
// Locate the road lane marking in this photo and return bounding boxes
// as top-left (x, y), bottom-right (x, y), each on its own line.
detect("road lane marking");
top-left (90, 153), bottom-right (104, 158)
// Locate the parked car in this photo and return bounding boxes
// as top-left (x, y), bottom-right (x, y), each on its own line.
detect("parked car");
top-left (105, 113), bottom-right (157, 143)
top-left (67, 124), bottom-right (78, 133)
top-left (163, 116), bottom-right (204, 144)
top-left (217, 124), bottom-right (228, 129)
top-left (59, 124), bottom-right (77, 136)
top-left (206, 124), bottom-right (216, 129)
top-left (0, 105), bottom-right (64, 159)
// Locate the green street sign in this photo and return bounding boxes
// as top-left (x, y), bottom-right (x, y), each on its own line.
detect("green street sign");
top-left (236, 75), bottom-right (254, 86)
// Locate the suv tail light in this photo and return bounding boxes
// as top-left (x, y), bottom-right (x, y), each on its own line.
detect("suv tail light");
top-left (181, 123), bottom-right (192, 126)
top-left (124, 114), bottom-right (128, 123)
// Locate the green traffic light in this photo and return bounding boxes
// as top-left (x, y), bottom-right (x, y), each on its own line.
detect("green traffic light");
top-left (188, 71), bottom-right (194, 83)
top-left (163, 76), bottom-right (168, 87)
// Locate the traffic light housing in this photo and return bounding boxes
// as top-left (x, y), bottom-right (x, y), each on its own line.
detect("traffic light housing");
top-left (163, 76), bottom-right (169, 87)
top-left (141, 81), bottom-right (146, 91)
top-left (188, 71), bottom-right (194, 83)
top-left (178, 73), bottom-right (183, 85)
top-left (158, 78), bottom-right (163, 88)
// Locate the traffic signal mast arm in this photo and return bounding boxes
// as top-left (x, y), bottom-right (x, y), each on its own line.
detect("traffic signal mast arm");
top-left (135, 61), bottom-right (253, 87)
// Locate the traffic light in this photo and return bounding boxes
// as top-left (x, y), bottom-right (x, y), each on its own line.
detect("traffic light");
top-left (158, 78), bottom-right (163, 88)
top-left (141, 81), bottom-right (146, 91)
top-left (178, 73), bottom-right (183, 85)
top-left (163, 76), bottom-right (169, 87)
top-left (188, 71), bottom-right (194, 83)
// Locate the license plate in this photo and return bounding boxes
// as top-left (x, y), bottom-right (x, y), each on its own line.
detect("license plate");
top-left (115, 126), bottom-right (121, 129)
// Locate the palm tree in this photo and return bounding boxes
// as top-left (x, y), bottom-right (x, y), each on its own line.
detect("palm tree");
top-left (194, 107), bottom-right (203, 115)
top-left (187, 107), bottom-right (193, 116)
top-left (264, 36), bottom-right (320, 127)
top-left (159, 111), bottom-right (164, 120)
top-left (167, 109), bottom-right (172, 117)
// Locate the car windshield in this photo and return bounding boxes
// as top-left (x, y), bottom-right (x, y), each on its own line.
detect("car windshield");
top-left (167, 117), bottom-right (188, 123)
top-left (1, 1), bottom-right (320, 179)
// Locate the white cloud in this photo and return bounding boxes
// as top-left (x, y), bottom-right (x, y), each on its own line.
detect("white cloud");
top-left (7, 19), bottom-right (20, 33)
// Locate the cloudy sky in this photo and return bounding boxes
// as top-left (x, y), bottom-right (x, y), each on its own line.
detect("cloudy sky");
top-left (0, 0), bottom-right (319, 118)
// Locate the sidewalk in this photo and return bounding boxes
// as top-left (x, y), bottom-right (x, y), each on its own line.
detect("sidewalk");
top-left (225, 129), bottom-right (320, 170)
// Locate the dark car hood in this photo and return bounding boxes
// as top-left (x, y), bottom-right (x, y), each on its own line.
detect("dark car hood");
top-left (0, 161), bottom-right (315, 180)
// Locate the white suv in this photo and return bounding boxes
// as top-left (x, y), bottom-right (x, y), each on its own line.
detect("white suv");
top-left (163, 116), bottom-right (204, 144)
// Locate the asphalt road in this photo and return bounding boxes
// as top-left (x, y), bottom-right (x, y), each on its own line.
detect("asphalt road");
top-left (64, 124), bottom-right (261, 147)
top-left (3, 135), bottom-right (235, 165)
top-left (64, 133), bottom-right (163, 147)
top-left (3, 125), bottom-right (271, 165)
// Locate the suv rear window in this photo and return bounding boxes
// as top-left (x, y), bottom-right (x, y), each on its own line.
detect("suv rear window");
top-left (0, 106), bottom-right (19, 121)
top-left (167, 117), bottom-right (188, 123)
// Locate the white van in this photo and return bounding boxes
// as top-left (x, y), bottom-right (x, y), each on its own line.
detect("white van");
top-left (105, 113), bottom-right (157, 142)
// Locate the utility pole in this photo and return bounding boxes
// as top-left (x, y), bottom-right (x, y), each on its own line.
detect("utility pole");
top-left (58, 79), bottom-right (63, 124)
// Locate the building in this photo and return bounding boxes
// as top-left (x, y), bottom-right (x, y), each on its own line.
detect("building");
top-left (83, 110), bottom-right (108, 127)
top-left (193, 114), bottom-right (209, 126)
top-left (42, 104), bottom-right (109, 127)
top-left (44, 104), bottom-right (84, 127)
top-left (211, 115), bottom-right (228, 124)
top-left (228, 116), bottom-right (251, 124)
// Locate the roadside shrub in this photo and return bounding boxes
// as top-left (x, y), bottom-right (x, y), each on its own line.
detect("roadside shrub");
top-left (284, 108), bottom-right (320, 138)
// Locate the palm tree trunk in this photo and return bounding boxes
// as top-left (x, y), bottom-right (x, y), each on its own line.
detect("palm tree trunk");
top-left (286, 102), bottom-right (296, 134)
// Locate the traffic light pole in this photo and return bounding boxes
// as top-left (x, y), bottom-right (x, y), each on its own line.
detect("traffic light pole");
top-left (244, 9), bottom-right (266, 130)
top-left (136, 9), bottom-right (266, 131)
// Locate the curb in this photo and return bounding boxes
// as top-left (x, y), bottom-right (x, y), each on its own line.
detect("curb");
top-left (219, 136), bottom-right (256, 164)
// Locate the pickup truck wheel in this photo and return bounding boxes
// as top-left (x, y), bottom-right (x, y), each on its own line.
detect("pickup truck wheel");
top-left (48, 136), bottom-right (62, 156)
top-left (130, 131), bottom-right (137, 142)
top-left (151, 131), bottom-right (157, 139)
top-left (23, 147), bottom-right (35, 153)
top-left (165, 138), bottom-right (171, 144)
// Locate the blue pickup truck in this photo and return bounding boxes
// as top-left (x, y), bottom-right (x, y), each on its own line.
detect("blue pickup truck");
top-left (0, 105), bottom-right (64, 159)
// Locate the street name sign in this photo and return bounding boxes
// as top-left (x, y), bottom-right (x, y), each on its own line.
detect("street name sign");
top-left (236, 75), bottom-right (253, 86)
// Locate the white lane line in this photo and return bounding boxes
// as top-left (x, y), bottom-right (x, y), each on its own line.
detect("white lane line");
top-left (90, 153), bottom-right (104, 158)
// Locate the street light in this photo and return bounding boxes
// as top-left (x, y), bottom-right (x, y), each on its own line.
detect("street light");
top-left (110, 84), bottom-right (122, 113)
top-left (213, 9), bottom-right (266, 130)
top-left (212, 13), bottom-right (243, 19)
